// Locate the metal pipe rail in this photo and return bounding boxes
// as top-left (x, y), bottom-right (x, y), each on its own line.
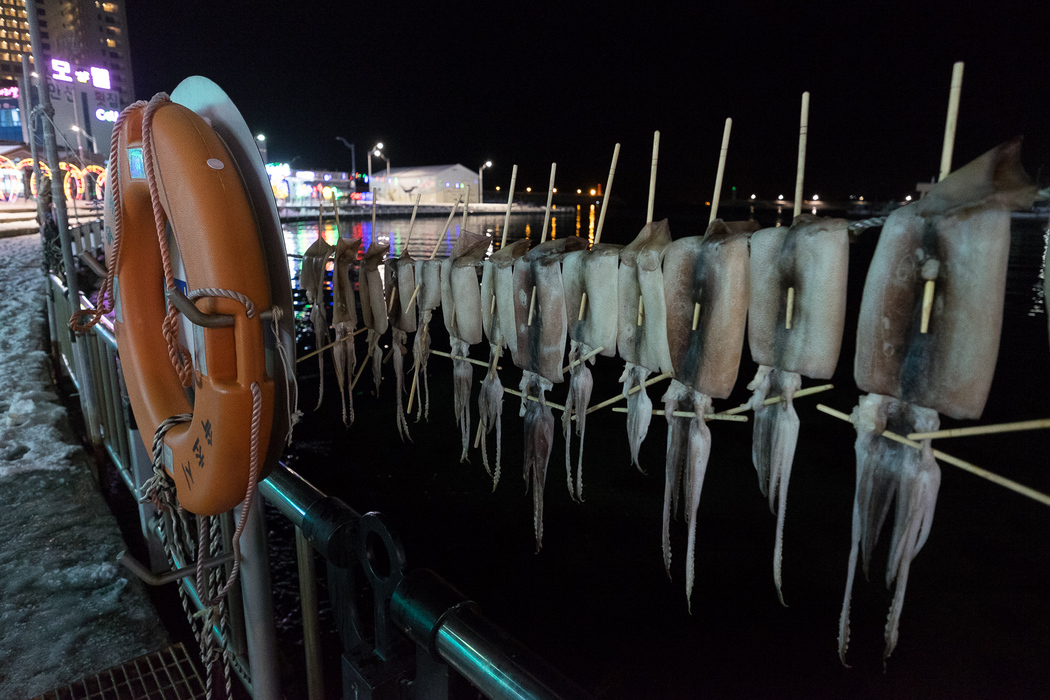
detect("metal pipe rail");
top-left (48, 217), bottom-right (592, 699)
top-left (260, 464), bottom-right (593, 700)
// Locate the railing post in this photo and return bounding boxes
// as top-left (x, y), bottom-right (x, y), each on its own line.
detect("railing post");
top-left (238, 498), bottom-right (281, 700)
top-left (296, 526), bottom-right (325, 700)
top-left (27, 1), bottom-right (104, 449)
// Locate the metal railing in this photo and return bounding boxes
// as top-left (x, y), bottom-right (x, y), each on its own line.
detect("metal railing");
top-left (46, 218), bottom-right (592, 700)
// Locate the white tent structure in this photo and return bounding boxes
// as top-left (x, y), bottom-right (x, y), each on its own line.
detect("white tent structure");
top-left (369, 164), bottom-right (479, 203)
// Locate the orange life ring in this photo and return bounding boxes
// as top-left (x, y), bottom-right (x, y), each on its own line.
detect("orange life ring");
top-left (110, 101), bottom-right (275, 515)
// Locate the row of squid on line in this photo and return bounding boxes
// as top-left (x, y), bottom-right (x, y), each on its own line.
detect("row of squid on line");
top-left (298, 139), bottom-right (1036, 666)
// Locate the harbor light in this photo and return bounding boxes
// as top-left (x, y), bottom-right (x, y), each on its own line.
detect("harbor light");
top-left (553, 188), bottom-right (558, 193)
top-left (812, 194), bottom-right (819, 200)
top-left (778, 194), bottom-right (784, 200)
top-left (589, 188), bottom-right (596, 196)
top-left (577, 189), bottom-right (582, 194)
top-left (526, 187), bottom-right (532, 193)
top-left (750, 194), bottom-right (756, 200)
top-left (495, 186), bottom-right (501, 192)
top-left (859, 196), bottom-right (865, 201)
top-left (905, 195), bottom-right (913, 201)
top-left (256, 134), bottom-right (265, 142)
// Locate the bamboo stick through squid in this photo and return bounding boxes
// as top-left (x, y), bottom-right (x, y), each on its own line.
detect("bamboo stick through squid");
top-left (586, 371), bottom-right (674, 414)
top-left (296, 327), bottom-right (368, 363)
top-left (939, 61), bottom-right (965, 181)
top-left (611, 407), bottom-right (748, 422)
top-left (709, 118), bottom-right (732, 223)
top-left (528, 163), bottom-right (557, 323)
top-left (716, 383), bottom-right (834, 416)
top-left (593, 143), bottom-right (620, 246)
top-left (908, 417), bottom-right (1050, 441)
top-left (646, 131), bottom-right (660, 224)
top-left (793, 92), bottom-right (809, 219)
top-left (500, 165), bottom-right (518, 248)
top-left (816, 404), bottom-right (1050, 508)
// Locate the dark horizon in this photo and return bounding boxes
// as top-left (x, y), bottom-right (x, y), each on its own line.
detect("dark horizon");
top-left (126, 1), bottom-right (1049, 208)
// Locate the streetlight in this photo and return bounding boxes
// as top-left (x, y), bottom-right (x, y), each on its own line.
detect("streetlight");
top-left (70, 125), bottom-right (97, 157)
top-left (478, 160), bottom-right (492, 204)
top-left (371, 142), bottom-right (389, 200)
top-left (256, 134), bottom-right (267, 164)
top-left (335, 137), bottom-right (356, 175)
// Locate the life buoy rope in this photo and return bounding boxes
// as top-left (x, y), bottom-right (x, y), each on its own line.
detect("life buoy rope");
top-left (141, 93), bottom-right (197, 387)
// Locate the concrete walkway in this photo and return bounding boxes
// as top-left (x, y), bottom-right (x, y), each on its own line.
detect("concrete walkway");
top-left (0, 233), bottom-right (169, 698)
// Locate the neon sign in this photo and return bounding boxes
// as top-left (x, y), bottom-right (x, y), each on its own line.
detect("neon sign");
top-left (0, 86), bottom-right (18, 99)
top-left (51, 59), bottom-right (111, 90)
top-left (95, 108), bottom-right (119, 122)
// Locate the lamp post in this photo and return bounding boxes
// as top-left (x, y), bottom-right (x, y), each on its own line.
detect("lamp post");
top-left (256, 134), bottom-right (267, 164)
top-left (335, 137), bottom-right (356, 175)
top-left (70, 125), bottom-right (97, 159)
top-left (372, 142), bottom-right (389, 201)
top-left (478, 160), bottom-right (492, 204)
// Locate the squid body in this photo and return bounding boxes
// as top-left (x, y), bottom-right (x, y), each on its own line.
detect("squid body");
top-left (841, 138), bottom-right (1035, 666)
top-left (748, 213), bottom-right (848, 603)
top-left (617, 220), bottom-right (673, 471)
top-left (661, 219), bottom-right (751, 610)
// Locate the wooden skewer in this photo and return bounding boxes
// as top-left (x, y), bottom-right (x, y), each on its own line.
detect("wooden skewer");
top-left (431, 197), bottom-right (462, 259)
top-left (429, 348), bottom-right (500, 369)
top-left (793, 92), bottom-right (810, 219)
top-left (402, 192), bottom-right (422, 249)
top-left (920, 279), bottom-right (935, 334)
top-left (526, 164), bottom-right (558, 323)
top-left (504, 387), bottom-right (566, 413)
top-left (939, 61), bottom-right (965, 181)
top-left (403, 286), bottom-right (422, 319)
top-left (636, 295), bottom-right (644, 326)
top-left (405, 323), bottom-right (427, 415)
top-left (578, 292), bottom-right (587, 321)
top-left (717, 383), bottom-right (834, 416)
top-left (908, 418), bottom-right (1050, 441)
top-left (402, 197), bottom-right (463, 319)
top-left (785, 286), bottom-right (795, 330)
top-left (296, 327), bottom-right (368, 363)
top-left (387, 285), bottom-right (399, 314)
top-left (709, 117), bottom-right (732, 223)
top-left (490, 293), bottom-right (497, 315)
top-left (646, 131), bottom-right (660, 224)
top-left (586, 370), bottom-right (674, 414)
top-left (462, 186), bottom-right (470, 231)
top-left (349, 348), bottom-right (370, 390)
top-left (611, 407), bottom-right (748, 422)
top-left (593, 143), bottom-right (620, 246)
top-left (540, 163), bottom-right (556, 244)
top-left (562, 345), bottom-right (604, 374)
top-left (817, 403), bottom-right (1050, 508)
top-left (371, 187), bottom-right (377, 234)
top-left (500, 165), bottom-right (518, 248)
top-left (691, 302), bottom-right (701, 331)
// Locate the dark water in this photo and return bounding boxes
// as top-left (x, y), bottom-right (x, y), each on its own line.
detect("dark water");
top-left (273, 212), bottom-right (1050, 699)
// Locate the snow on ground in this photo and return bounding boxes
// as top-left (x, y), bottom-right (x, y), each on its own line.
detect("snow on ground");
top-left (0, 234), bottom-right (169, 699)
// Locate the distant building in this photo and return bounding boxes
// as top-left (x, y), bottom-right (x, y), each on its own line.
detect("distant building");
top-left (0, 1), bottom-right (132, 160)
top-left (368, 164), bottom-right (480, 204)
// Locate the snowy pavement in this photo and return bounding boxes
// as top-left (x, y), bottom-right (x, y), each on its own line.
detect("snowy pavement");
top-left (0, 234), bottom-right (169, 698)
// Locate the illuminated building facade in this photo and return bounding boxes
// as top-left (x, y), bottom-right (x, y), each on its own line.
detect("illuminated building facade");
top-left (0, 1), bottom-right (132, 157)
top-left (369, 164), bottom-right (480, 204)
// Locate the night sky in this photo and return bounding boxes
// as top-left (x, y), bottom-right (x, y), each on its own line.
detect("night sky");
top-left (125, 1), bottom-right (1049, 206)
